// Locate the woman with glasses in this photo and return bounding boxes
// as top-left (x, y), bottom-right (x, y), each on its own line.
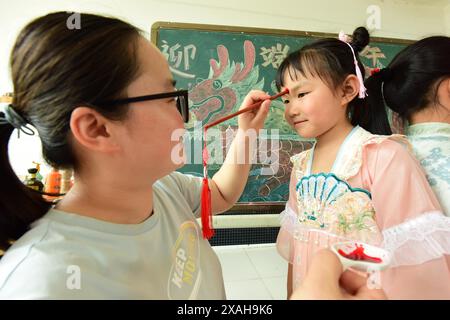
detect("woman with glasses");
top-left (0, 12), bottom-right (272, 299)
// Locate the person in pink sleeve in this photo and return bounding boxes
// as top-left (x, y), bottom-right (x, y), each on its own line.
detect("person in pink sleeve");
top-left (275, 26), bottom-right (450, 299)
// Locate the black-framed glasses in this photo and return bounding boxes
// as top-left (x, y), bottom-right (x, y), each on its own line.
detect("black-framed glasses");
top-left (99, 90), bottom-right (189, 123)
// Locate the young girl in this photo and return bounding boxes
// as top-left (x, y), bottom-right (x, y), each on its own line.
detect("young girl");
top-left (366, 36), bottom-right (450, 216)
top-left (275, 27), bottom-right (450, 299)
top-left (0, 12), bottom-right (272, 299)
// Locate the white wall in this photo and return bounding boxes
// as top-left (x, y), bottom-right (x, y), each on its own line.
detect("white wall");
top-left (446, 2), bottom-right (450, 35)
top-left (1, 0), bottom-right (449, 177)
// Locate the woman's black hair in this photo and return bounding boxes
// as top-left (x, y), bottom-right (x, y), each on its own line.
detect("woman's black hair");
top-left (0, 12), bottom-right (142, 251)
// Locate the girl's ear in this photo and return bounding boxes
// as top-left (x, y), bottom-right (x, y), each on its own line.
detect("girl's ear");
top-left (340, 74), bottom-right (360, 105)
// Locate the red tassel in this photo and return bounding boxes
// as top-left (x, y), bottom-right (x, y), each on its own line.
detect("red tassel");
top-left (201, 176), bottom-right (214, 239)
top-left (201, 129), bottom-right (214, 239)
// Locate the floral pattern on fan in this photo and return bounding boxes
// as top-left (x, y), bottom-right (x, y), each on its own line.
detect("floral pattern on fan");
top-left (295, 173), bottom-right (381, 242)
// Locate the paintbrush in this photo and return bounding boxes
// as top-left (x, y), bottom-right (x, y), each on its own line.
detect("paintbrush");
top-left (204, 88), bottom-right (289, 130)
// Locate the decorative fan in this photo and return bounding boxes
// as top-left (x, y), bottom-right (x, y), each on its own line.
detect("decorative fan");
top-left (295, 173), bottom-right (372, 230)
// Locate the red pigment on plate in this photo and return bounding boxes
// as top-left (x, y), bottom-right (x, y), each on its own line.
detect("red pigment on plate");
top-left (338, 244), bottom-right (382, 263)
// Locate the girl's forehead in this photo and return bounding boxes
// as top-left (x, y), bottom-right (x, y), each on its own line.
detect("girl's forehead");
top-left (282, 68), bottom-right (313, 88)
top-left (284, 65), bottom-right (315, 82)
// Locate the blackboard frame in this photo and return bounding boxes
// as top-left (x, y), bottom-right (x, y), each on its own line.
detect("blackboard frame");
top-left (151, 21), bottom-right (414, 47)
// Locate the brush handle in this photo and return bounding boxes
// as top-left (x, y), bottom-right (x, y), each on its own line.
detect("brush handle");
top-left (204, 89), bottom-right (288, 130)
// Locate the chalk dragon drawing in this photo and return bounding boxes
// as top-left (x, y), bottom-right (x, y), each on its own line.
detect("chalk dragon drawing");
top-left (189, 40), bottom-right (264, 125)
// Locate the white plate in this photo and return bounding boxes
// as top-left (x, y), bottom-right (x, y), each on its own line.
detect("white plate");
top-left (331, 241), bottom-right (391, 272)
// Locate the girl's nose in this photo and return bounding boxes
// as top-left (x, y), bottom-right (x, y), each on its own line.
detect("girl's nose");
top-left (286, 103), bottom-right (300, 119)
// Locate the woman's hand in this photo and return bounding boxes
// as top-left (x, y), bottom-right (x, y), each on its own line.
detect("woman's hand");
top-left (290, 249), bottom-right (387, 300)
top-left (209, 90), bottom-right (271, 214)
top-left (237, 90), bottom-right (271, 132)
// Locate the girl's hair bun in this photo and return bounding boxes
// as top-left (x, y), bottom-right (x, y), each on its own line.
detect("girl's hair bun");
top-left (351, 26), bottom-right (370, 52)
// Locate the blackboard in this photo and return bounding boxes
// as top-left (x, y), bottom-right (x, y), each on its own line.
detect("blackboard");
top-left (151, 22), bottom-right (413, 206)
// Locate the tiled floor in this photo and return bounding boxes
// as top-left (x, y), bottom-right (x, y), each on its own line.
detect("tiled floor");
top-left (212, 243), bottom-right (288, 300)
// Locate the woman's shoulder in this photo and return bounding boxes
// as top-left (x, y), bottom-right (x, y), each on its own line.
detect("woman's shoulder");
top-left (156, 171), bottom-right (202, 192)
top-left (0, 221), bottom-right (70, 297)
top-left (0, 216), bottom-right (105, 298)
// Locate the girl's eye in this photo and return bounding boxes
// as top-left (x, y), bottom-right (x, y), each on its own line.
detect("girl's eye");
top-left (298, 92), bottom-right (309, 98)
top-left (282, 99), bottom-right (290, 104)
